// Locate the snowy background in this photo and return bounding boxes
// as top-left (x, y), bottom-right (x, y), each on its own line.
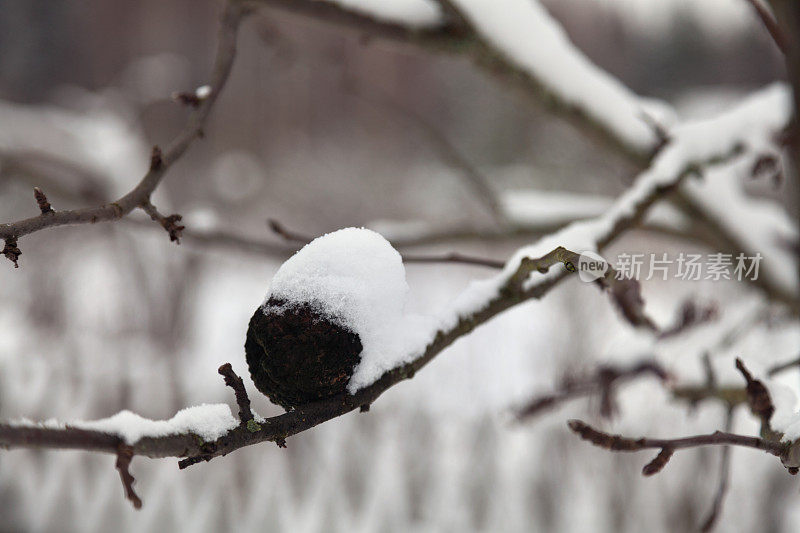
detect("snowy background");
top-left (0, 0), bottom-right (799, 531)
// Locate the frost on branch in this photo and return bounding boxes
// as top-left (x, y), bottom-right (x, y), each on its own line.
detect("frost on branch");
top-left (11, 404), bottom-right (239, 445)
top-left (245, 227), bottom-right (436, 407)
top-left (448, 0), bottom-right (671, 154)
top-left (443, 84), bottom-right (791, 328)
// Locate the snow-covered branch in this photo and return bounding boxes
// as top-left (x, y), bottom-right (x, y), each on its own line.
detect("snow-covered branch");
top-left (0, 82), bottom-right (791, 510)
top-left (243, 0), bottom-right (797, 312)
top-left (245, 0), bottom-right (667, 163)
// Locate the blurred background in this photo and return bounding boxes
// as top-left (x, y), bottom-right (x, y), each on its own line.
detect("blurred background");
top-left (0, 0), bottom-right (798, 531)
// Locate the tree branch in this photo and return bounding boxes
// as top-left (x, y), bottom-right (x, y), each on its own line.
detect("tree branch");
top-left (745, 0), bottom-right (789, 54)
top-left (516, 360), bottom-right (669, 420)
top-left (567, 419), bottom-right (788, 472)
top-left (347, 82), bottom-right (507, 226)
top-left (243, 0), bottom-right (659, 165)
top-left (0, 85), bottom-right (781, 467)
top-left (0, 1), bottom-right (247, 261)
top-left (699, 407), bottom-right (734, 532)
top-left (115, 445), bottom-right (143, 510)
top-left (266, 218), bottom-right (503, 268)
top-left (218, 363), bottom-right (254, 424)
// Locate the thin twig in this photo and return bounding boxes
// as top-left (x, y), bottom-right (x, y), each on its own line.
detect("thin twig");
top-left (567, 419), bottom-right (786, 466)
top-left (348, 82), bottom-right (507, 226)
top-left (267, 218), bottom-right (505, 268)
top-left (218, 363), bottom-right (254, 423)
top-left (700, 407), bottom-right (735, 532)
top-left (735, 357), bottom-right (776, 429)
top-left (399, 251), bottom-right (503, 269)
top-left (115, 445), bottom-right (143, 510)
top-left (658, 301), bottom-right (719, 339)
top-left (141, 200), bottom-right (185, 243)
top-left (767, 354), bottom-right (800, 376)
top-left (744, 0), bottom-right (789, 55)
top-left (33, 187), bottom-right (54, 214)
top-left (516, 360), bottom-right (668, 420)
top-left (267, 218), bottom-right (313, 243)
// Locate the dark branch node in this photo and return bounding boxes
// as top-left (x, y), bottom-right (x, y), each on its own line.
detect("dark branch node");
top-left (141, 201), bottom-right (185, 244)
top-left (735, 358), bottom-right (775, 425)
top-left (149, 145), bottom-right (163, 171)
top-left (172, 91), bottom-right (202, 108)
top-left (2, 237), bottom-right (21, 268)
top-left (33, 187), bottom-right (54, 214)
top-left (161, 214), bottom-right (185, 243)
top-left (177, 455), bottom-right (213, 470)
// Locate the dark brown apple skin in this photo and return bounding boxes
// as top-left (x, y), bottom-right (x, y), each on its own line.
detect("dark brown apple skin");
top-left (245, 297), bottom-right (363, 410)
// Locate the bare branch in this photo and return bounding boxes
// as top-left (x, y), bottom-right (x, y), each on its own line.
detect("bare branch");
top-left (115, 445), bottom-right (143, 510)
top-left (642, 447), bottom-right (674, 476)
top-left (516, 360), bottom-right (669, 420)
top-left (567, 419), bottom-right (787, 468)
top-left (267, 218), bottom-right (313, 243)
top-left (348, 83), bottom-right (506, 226)
top-left (32, 187), bottom-right (54, 215)
top-left (0, 149), bottom-right (111, 204)
top-left (267, 218), bottom-right (506, 268)
top-left (218, 363), bottom-right (255, 424)
top-left (658, 300), bottom-right (719, 339)
top-left (700, 407), bottom-right (735, 532)
top-left (767, 354), bottom-right (800, 376)
top-left (744, 0), bottom-right (789, 54)
top-left (0, 1), bottom-right (247, 260)
top-left (141, 201), bottom-right (185, 244)
top-left (2, 237), bottom-right (20, 268)
top-left (736, 357), bottom-right (777, 435)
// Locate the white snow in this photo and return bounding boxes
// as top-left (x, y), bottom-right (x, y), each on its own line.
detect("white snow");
top-left (450, 0), bottom-right (664, 153)
top-left (327, 84), bottom-right (790, 391)
top-left (324, 0), bottom-right (442, 28)
top-left (195, 85), bottom-right (212, 99)
top-left (263, 227), bottom-right (437, 392)
top-left (441, 83), bottom-right (792, 328)
top-left (12, 404), bottom-right (239, 445)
